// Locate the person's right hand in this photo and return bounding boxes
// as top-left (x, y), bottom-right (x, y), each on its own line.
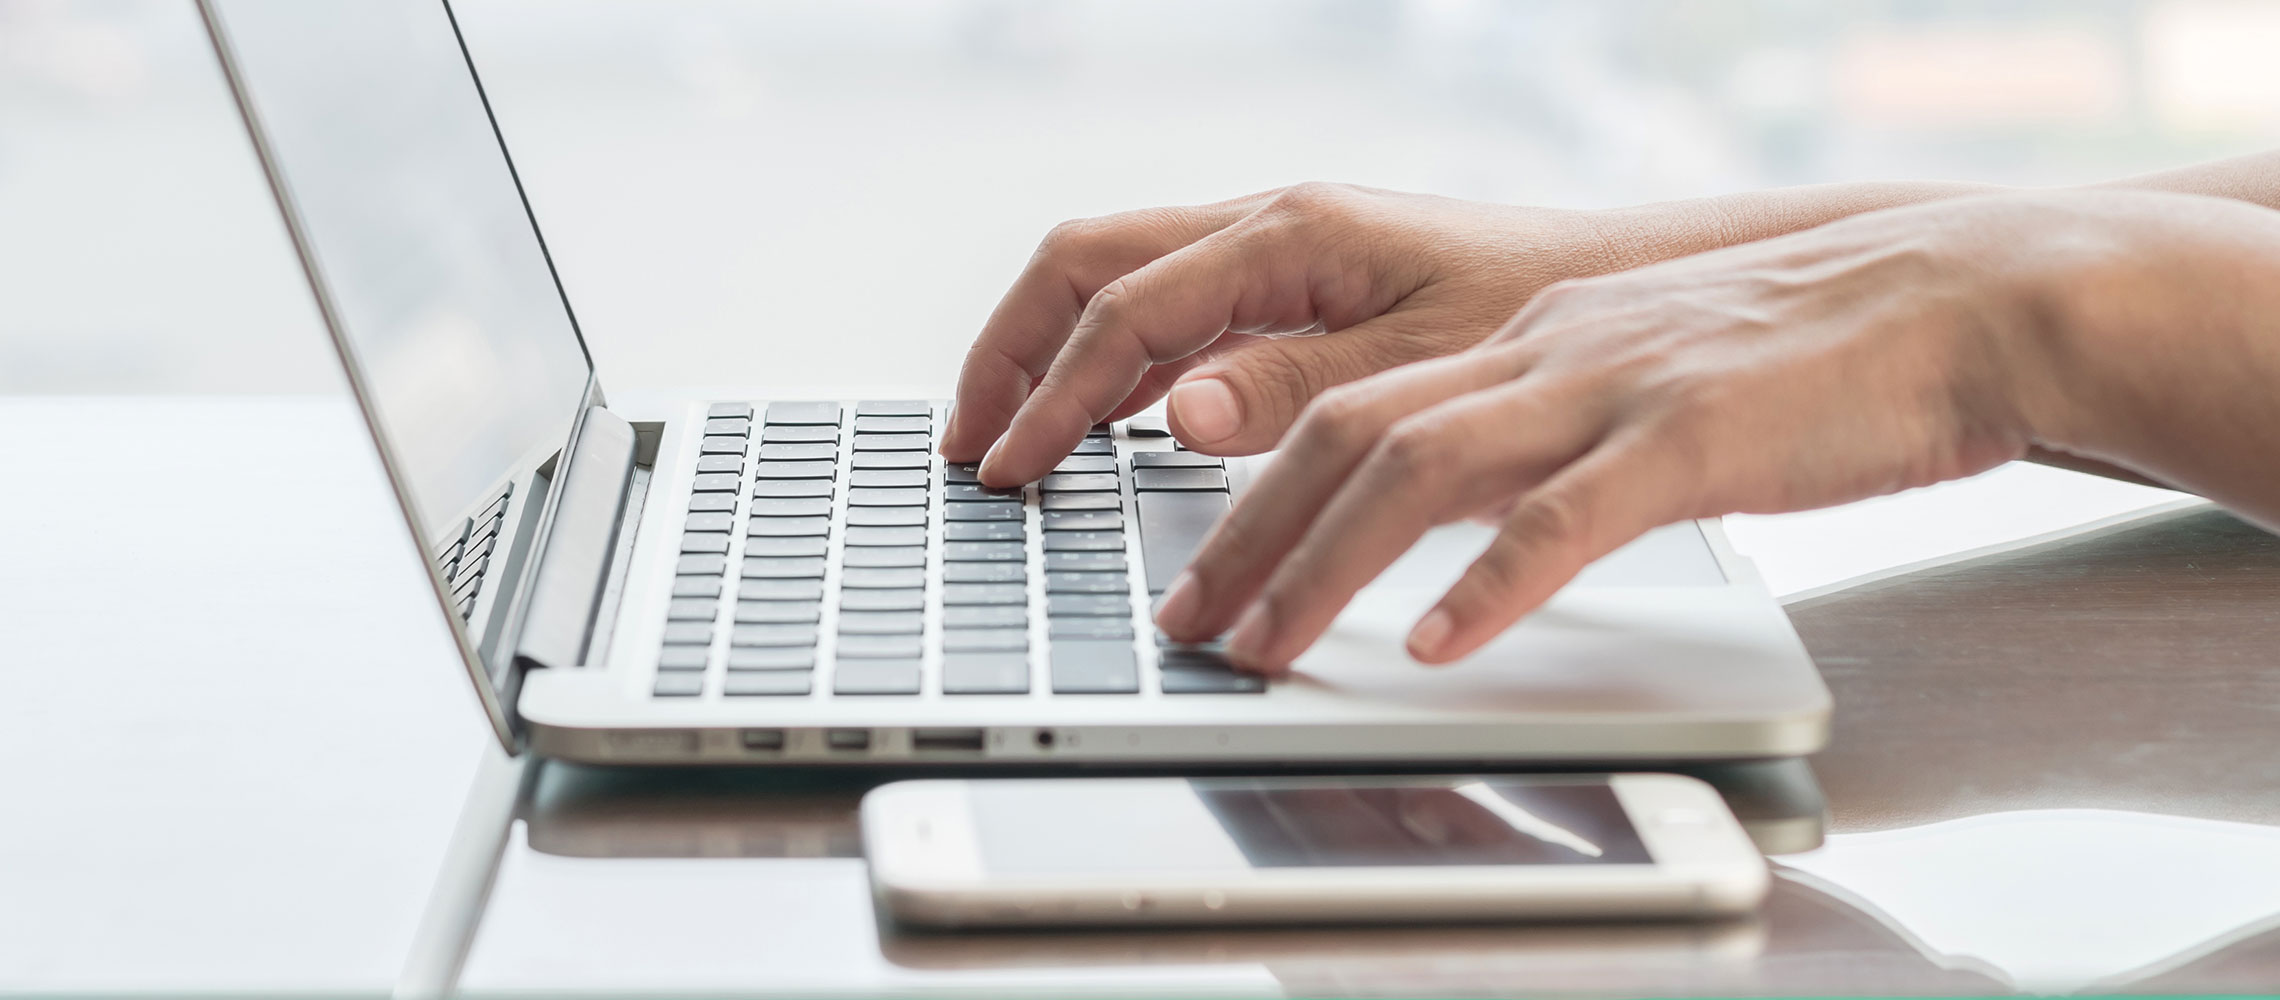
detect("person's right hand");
top-left (940, 183), bottom-right (1625, 486)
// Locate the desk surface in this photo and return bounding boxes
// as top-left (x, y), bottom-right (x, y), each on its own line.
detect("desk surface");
top-left (5, 396), bottom-right (2274, 998)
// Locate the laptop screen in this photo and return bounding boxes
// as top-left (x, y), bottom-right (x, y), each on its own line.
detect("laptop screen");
top-left (206, 0), bottom-right (594, 548)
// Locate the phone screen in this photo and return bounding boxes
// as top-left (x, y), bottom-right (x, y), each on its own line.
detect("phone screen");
top-left (969, 778), bottom-right (1653, 874)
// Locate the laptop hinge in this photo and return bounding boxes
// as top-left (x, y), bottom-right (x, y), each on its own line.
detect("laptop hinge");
top-left (513, 405), bottom-right (636, 675)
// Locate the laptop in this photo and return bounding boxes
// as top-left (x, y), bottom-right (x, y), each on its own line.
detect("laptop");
top-left (198, 0), bottom-right (1830, 765)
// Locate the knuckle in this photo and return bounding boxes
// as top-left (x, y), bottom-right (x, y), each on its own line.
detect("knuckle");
top-left (1267, 180), bottom-right (1356, 220)
top-left (1294, 385), bottom-right (1372, 451)
top-left (1081, 276), bottom-right (1136, 325)
top-left (1508, 486), bottom-right (1593, 555)
top-left (1460, 535), bottom-right (1533, 606)
top-left (1373, 416), bottom-right (1452, 479)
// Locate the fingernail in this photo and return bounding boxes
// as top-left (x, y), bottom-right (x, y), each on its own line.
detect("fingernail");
top-left (978, 436), bottom-right (1007, 481)
top-left (1225, 601), bottom-right (1275, 667)
top-left (1154, 572), bottom-right (1201, 632)
top-left (1170, 378), bottom-right (1241, 446)
top-left (1407, 607), bottom-right (1455, 661)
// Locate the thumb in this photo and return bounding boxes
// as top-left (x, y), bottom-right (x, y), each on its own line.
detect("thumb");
top-left (1165, 318), bottom-right (1461, 455)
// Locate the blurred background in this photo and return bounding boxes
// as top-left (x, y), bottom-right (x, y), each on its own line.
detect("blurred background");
top-left (4, 0), bottom-right (2278, 397)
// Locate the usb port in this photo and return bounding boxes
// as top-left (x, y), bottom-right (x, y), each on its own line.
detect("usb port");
top-left (740, 728), bottom-right (785, 751)
top-left (912, 728), bottom-right (987, 753)
top-left (826, 728), bottom-right (872, 752)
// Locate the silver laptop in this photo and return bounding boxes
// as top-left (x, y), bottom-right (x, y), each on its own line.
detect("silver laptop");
top-left (200, 0), bottom-right (1830, 765)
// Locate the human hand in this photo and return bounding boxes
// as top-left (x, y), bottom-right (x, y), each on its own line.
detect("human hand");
top-left (1155, 195), bottom-right (2093, 672)
top-left (940, 183), bottom-right (1625, 486)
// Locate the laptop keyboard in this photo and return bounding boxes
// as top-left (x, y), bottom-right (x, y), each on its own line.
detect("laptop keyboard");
top-left (432, 483), bottom-right (512, 621)
top-left (653, 401), bottom-right (1263, 699)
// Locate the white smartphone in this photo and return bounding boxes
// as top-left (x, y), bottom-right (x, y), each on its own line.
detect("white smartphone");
top-left (861, 773), bottom-right (1767, 928)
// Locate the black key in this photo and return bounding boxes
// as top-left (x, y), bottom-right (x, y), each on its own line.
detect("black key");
top-left (1160, 651), bottom-right (1267, 693)
top-left (942, 653), bottom-right (1030, 694)
top-left (1041, 473), bottom-right (1118, 493)
top-left (853, 433), bottom-right (930, 451)
top-left (765, 401), bottom-right (841, 425)
top-left (852, 451), bottom-right (929, 470)
top-left (1050, 616), bottom-right (1135, 640)
top-left (835, 634), bottom-right (923, 658)
top-left (945, 519), bottom-right (1024, 541)
top-left (1046, 550), bottom-right (1126, 572)
top-left (662, 622), bottom-right (713, 645)
top-left (1135, 467), bottom-right (1228, 492)
top-left (731, 623), bottom-right (818, 647)
top-left (943, 562), bottom-right (1024, 584)
top-left (736, 600), bottom-right (821, 624)
top-left (943, 540), bottom-right (1023, 562)
top-left (848, 487), bottom-right (927, 507)
top-left (685, 511), bottom-right (734, 533)
top-left (748, 516), bottom-right (829, 537)
top-left (667, 597), bottom-right (717, 620)
top-left (756, 461), bottom-right (836, 480)
top-left (727, 646), bottom-right (815, 671)
top-left (1054, 455), bottom-right (1117, 474)
top-left (745, 536), bottom-right (827, 558)
top-left (942, 629), bottom-right (1029, 653)
top-left (657, 645), bottom-right (710, 670)
top-left (945, 501), bottom-right (1022, 522)
top-left (681, 532), bottom-right (732, 554)
top-left (692, 473), bottom-right (740, 493)
top-left (845, 525), bottom-right (926, 547)
top-left (944, 483), bottom-right (1021, 503)
top-left (696, 454), bottom-right (743, 475)
top-left (762, 424), bottom-right (839, 444)
top-left (839, 588), bottom-right (923, 612)
top-left (1044, 530), bottom-right (1123, 552)
top-left (1071, 438), bottom-right (1114, 455)
top-left (848, 506), bottom-right (926, 527)
top-left (1124, 416), bottom-right (1171, 438)
top-left (741, 557), bottom-right (827, 578)
top-left (1132, 451), bottom-right (1222, 468)
top-left (1136, 491), bottom-right (1229, 593)
top-left (1048, 593), bottom-right (1130, 617)
top-left (834, 660), bottom-right (921, 695)
top-left (708, 402), bottom-right (754, 420)
top-left (1088, 423), bottom-right (1113, 437)
top-left (853, 415), bottom-right (930, 434)
top-left (751, 497), bottom-right (831, 518)
top-left (654, 672), bottom-right (705, 697)
top-left (851, 468), bottom-right (928, 489)
top-left (672, 576), bottom-right (722, 598)
top-left (944, 463), bottom-right (982, 484)
top-left (942, 582), bottom-right (1025, 605)
top-left (1050, 640), bottom-right (1140, 694)
top-left (841, 567), bottom-right (925, 589)
top-left (1043, 509), bottom-right (1124, 532)
top-left (843, 546), bottom-right (924, 569)
top-left (699, 435), bottom-right (746, 455)
top-left (724, 672), bottom-right (811, 696)
top-left (943, 605), bottom-right (1026, 629)
top-left (703, 417), bottom-right (752, 436)
top-left (1046, 571), bottom-right (1127, 594)
top-left (753, 479), bottom-right (833, 499)
top-left (1042, 492), bottom-right (1120, 512)
top-left (676, 554), bottom-right (727, 576)
top-left (689, 494), bottom-right (738, 515)
top-left (838, 611), bottom-right (924, 635)
top-left (856, 400), bottom-right (931, 417)
top-left (741, 578), bottom-right (823, 602)
top-left (758, 442), bottom-right (837, 461)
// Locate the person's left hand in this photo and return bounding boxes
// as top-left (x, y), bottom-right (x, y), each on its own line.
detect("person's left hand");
top-left (1153, 194), bottom-right (2095, 672)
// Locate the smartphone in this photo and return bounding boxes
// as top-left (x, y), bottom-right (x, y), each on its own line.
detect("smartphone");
top-left (861, 773), bottom-right (1767, 928)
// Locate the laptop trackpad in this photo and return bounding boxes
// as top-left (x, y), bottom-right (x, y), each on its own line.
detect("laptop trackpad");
top-left (1372, 520), bottom-right (1727, 591)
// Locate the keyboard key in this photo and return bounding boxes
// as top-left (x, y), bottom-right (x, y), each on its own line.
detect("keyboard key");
top-left (696, 454), bottom-right (743, 475)
top-left (745, 536), bottom-right (827, 558)
top-left (839, 611), bottom-right (923, 635)
top-left (1124, 416), bottom-right (1171, 438)
top-left (1054, 455), bottom-right (1117, 474)
top-left (1046, 550), bottom-right (1126, 572)
top-left (1046, 571), bottom-right (1128, 594)
top-left (848, 487), bottom-right (927, 506)
top-left (1041, 473), bottom-right (1118, 492)
top-left (942, 582), bottom-right (1025, 605)
top-left (709, 402), bottom-right (754, 419)
top-left (1042, 492), bottom-right (1120, 512)
top-left (1071, 438), bottom-right (1114, 455)
top-left (735, 600), bottom-right (821, 624)
top-left (943, 562), bottom-right (1024, 584)
top-left (765, 401), bottom-right (841, 425)
top-left (690, 492), bottom-right (737, 513)
top-left (852, 451), bottom-right (929, 470)
top-left (1047, 593), bottom-right (1130, 617)
top-left (1160, 651), bottom-right (1266, 693)
top-left (725, 672), bottom-right (812, 696)
top-left (836, 634), bottom-right (923, 658)
top-left (699, 435), bottom-right (746, 455)
top-left (844, 546), bottom-right (924, 568)
top-left (945, 501), bottom-right (1022, 521)
top-left (1136, 491), bottom-right (1229, 593)
top-left (945, 519), bottom-right (1025, 542)
top-left (942, 629), bottom-right (1030, 653)
top-left (944, 605), bottom-right (1026, 629)
top-left (751, 497), bottom-right (831, 518)
top-left (672, 576), bottom-right (722, 598)
top-left (676, 554), bottom-right (727, 576)
top-left (654, 672), bottom-right (706, 697)
top-left (855, 400), bottom-right (931, 417)
top-left (741, 578), bottom-right (823, 602)
top-left (1135, 467), bottom-right (1228, 492)
top-left (747, 516), bottom-right (830, 537)
top-left (657, 645), bottom-right (710, 670)
top-left (1088, 423), bottom-right (1112, 437)
top-left (944, 483), bottom-right (1022, 502)
top-left (850, 468), bottom-right (928, 489)
top-left (692, 473), bottom-right (740, 493)
top-left (841, 567), bottom-right (925, 589)
top-left (839, 588), bottom-right (923, 612)
top-left (834, 660), bottom-right (921, 695)
top-left (942, 653), bottom-right (1030, 694)
top-left (1043, 509), bottom-right (1123, 532)
top-left (1050, 640), bottom-right (1140, 694)
top-left (662, 622), bottom-right (713, 645)
top-left (1050, 616), bottom-right (1135, 640)
top-left (853, 415), bottom-right (930, 434)
top-left (667, 597), bottom-right (718, 620)
top-left (756, 460), bottom-right (836, 480)
top-left (727, 646), bottom-right (815, 670)
top-left (758, 442), bottom-right (837, 461)
top-left (703, 417), bottom-right (751, 436)
top-left (943, 540), bottom-right (1023, 562)
top-left (1044, 530), bottom-right (1123, 552)
top-left (685, 511), bottom-right (734, 533)
top-left (1132, 451), bottom-right (1222, 468)
top-left (848, 506), bottom-right (926, 527)
top-left (680, 532), bottom-right (732, 554)
top-left (853, 433), bottom-right (931, 451)
top-left (762, 424), bottom-right (839, 443)
top-left (741, 557), bottom-right (827, 578)
top-left (753, 479), bottom-right (833, 498)
top-left (944, 463), bottom-right (982, 484)
top-left (845, 525), bottom-right (926, 547)
top-left (731, 623), bottom-right (818, 647)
